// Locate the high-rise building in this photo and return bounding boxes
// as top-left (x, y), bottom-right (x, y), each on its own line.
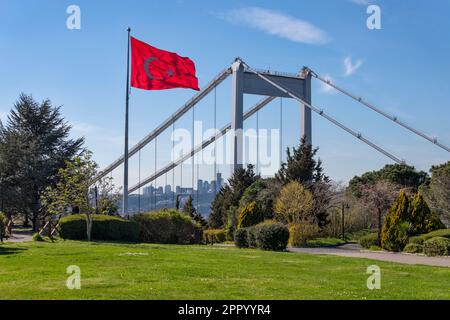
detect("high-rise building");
top-left (164, 184), bottom-right (172, 195)
top-left (216, 172), bottom-right (222, 191)
top-left (197, 179), bottom-right (204, 194)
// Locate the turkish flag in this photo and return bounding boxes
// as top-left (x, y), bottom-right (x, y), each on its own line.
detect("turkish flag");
top-left (130, 37), bottom-right (200, 91)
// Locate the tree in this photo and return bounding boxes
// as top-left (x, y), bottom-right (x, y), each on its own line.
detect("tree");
top-left (348, 164), bottom-right (428, 197)
top-left (276, 137), bottom-right (332, 228)
top-left (41, 151), bottom-right (117, 241)
top-left (381, 191), bottom-right (411, 251)
top-left (209, 164), bottom-right (259, 228)
top-left (0, 94), bottom-right (84, 230)
top-left (421, 161), bottom-right (450, 226)
top-left (237, 201), bottom-right (263, 229)
top-left (276, 137), bottom-right (329, 185)
top-left (238, 178), bottom-right (282, 220)
top-left (183, 194), bottom-right (207, 227)
top-left (360, 181), bottom-right (402, 245)
top-left (274, 181), bottom-right (314, 225)
top-left (409, 192), bottom-right (444, 234)
top-left (274, 181), bottom-right (315, 245)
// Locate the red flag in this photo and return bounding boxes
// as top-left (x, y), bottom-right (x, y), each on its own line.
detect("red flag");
top-left (130, 37), bottom-right (199, 91)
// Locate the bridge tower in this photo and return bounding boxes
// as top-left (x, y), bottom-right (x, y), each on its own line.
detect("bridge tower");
top-left (230, 58), bottom-right (311, 171)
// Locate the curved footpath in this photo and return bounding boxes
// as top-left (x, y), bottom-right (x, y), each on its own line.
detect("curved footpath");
top-left (289, 244), bottom-right (450, 268)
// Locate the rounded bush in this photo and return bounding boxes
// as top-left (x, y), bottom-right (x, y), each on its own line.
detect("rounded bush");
top-left (409, 229), bottom-right (450, 246)
top-left (423, 237), bottom-right (450, 256)
top-left (59, 214), bottom-right (139, 242)
top-left (132, 210), bottom-right (202, 244)
top-left (234, 228), bottom-right (249, 248)
top-left (203, 229), bottom-right (226, 245)
top-left (0, 212), bottom-right (8, 241)
top-left (255, 222), bottom-right (289, 251)
top-left (359, 233), bottom-right (378, 249)
top-left (403, 243), bottom-right (423, 254)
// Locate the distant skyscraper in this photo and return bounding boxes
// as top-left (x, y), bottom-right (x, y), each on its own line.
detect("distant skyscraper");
top-left (197, 179), bottom-right (204, 194)
top-left (216, 172), bottom-right (222, 191)
top-left (164, 184), bottom-right (172, 194)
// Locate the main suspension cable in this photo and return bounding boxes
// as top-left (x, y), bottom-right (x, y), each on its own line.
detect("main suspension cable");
top-left (242, 62), bottom-right (405, 164)
top-left (307, 67), bottom-right (450, 153)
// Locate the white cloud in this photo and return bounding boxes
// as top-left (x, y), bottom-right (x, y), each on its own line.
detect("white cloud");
top-left (225, 7), bottom-right (329, 45)
top-left (320, 74), bottom-right (337, 94)
top-left (349, 0), bottom-right (370, 6)
top-left (344, 56), bottom-right (363, 76)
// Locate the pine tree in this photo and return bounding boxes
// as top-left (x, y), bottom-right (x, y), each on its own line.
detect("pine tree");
top-left (381, 191), bottom-right (411, 251)
top-left (0, 94), bottom-right (84, 230)
top-left (409, 192), bottom-right (444, 234)
top-left (183, 195), bottom-right (207, 227)
top-left (209, 164), bottom-right (259, 228)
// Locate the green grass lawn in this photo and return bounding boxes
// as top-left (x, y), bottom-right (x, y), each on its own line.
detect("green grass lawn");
top-left (0, 240), bottom-right (449, 300)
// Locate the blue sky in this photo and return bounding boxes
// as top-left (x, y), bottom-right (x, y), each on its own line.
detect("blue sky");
top-left (0, 0), bottom-right (449, 190)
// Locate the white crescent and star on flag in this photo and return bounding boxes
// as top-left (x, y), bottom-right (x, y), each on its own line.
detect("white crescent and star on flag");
top-left (144, 57), bottom-right (174, 81)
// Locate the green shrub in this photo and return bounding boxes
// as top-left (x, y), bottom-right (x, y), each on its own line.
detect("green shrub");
top-left (203, 229), bottom-right (226, 245)
top-left (255, 222), bottom-right (289, 251)
top-left (423, 237), bottom-right (450, 256)
top-left (59, 214), bottom-right (139, 242)
top-left (133, 210), bottom-right (202, 244)
top-left (403, 243), bottom-right (423, 254)
top-left (409, 229), bottom-right (450, 245)
top-left (237, 201), bottom-right (263, 229)
top-left (288, 222), bottom-right (319, 247)
top-left (234, 222), bottom-right (289, 251)
top-left (359, 233), bottom-right (378, 249)
top-left (234, 228), bottom-right (249, 248)
top-left (0, 212), bottom-right (8, 241)
top-left (32, 233), bottom-right (44, 242)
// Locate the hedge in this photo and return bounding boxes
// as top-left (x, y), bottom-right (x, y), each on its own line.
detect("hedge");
top-left (132, 210), bottom-right (202, 244)
top-left (59, 214), bottom-right (139, 242)
top-left (409, 229), bottom-right (450, 245)
top-left (234, 222), bottom-right (289, 251)
top-left (359, 233), bottom-right (378, 249)
top-left (203, 229), bottom-right (226, 245)
top-left (234, 228), bottom-right (248, 248)
top-left (403, 243), bottom-right (423, 254)
top-left (0, 212), bottom-right (7, 241)
top-left (423, 237), bottom-right (450, 256)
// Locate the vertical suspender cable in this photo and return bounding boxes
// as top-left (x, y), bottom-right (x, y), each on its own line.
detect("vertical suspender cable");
top-left (138, 149), bottom-right (141, 213)
top-left (154, 137), bottom-right (157, 210)
top-left (213, 87), bottom-right (217, 197)
top-left (256, 110), bottom-right (259, 174)
top-left (280, 98), bottom-right (283, 164)
top-left (192, 105), bottom-right (195, 197)
top-left (172, 122), bottom-right (175, 205)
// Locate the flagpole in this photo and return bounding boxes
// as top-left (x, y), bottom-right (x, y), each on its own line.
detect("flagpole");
top-left (123, 27), bottom-right (131, 217)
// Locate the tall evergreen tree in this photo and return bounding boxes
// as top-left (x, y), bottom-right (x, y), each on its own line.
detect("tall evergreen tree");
top-left (0, 94), bottom-right (84, 230)
top-left (209, 164), bottom-right (259, 228)
top-left (183, 195), bottom-right (207, 227)
top-left (276, 137), bottom-right (331, 228)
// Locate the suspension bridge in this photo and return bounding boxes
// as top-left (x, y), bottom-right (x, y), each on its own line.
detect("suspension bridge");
top-left (92, 58), bottom-right (449, 216)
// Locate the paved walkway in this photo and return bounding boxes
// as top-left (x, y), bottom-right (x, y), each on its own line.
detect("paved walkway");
top-left (3, 228), bottom-right (33, 243)
top-left (289, 244), bottom-right (450, 268)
